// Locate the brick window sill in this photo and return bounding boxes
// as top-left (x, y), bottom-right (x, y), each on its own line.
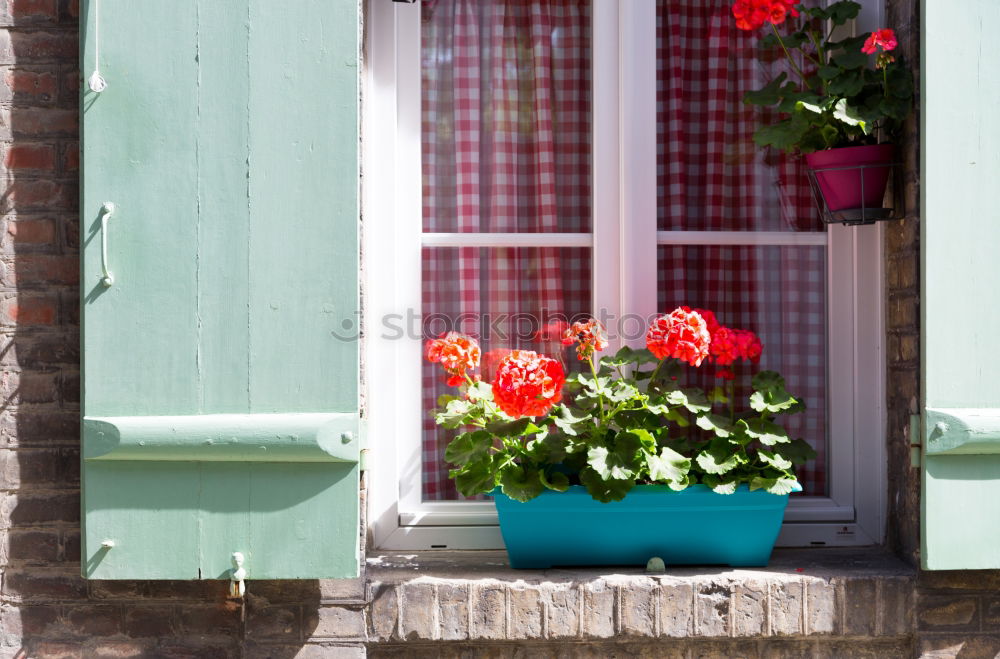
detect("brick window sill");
top-left (364, 547), bottom-right (916, 649)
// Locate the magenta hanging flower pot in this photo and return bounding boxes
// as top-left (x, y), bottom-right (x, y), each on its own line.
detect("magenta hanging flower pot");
top-left (805, 144), bottom-right (895, 213)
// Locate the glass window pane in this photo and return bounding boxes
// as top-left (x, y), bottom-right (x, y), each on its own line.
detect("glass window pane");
top-left (422, 246), bottom-right (592, 501)
top-left (656, 0), bottom-right (821, 232)
top-left (422, 0), bottom-right (591, 234)
top-left (657, 245), bottom-right (828, 495)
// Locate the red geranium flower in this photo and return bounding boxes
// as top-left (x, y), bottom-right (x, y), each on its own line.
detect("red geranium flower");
top-left (709, 326), bottom-right (740, 367)
top-left (734, 329), bottom-right (763, 364)
top-left (426, 331), bottom-right (481, 386)
top-left (862, 28), bottom-right (898, 54)
top-left (491, 350), bottom-right (565, 418)
top-left (693, 308), bottom-right (721, 336)
top-left (561, 318), bottom-right (609, 361)
top-left (732, 0), bottom-right (798, 30)
top-left (646, 307), bottom-right (712, 367)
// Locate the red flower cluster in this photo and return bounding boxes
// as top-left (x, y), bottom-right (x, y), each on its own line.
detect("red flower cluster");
top-left (645, 307), bottom-right (712, 367)
top-left (862, 28), bottom-right (898, 68)
top-left (732, 0), bottom-right (799, 31)
top-left (561, 318), bottom-right (609, 361)
top-left (709, 327), bottom-right (763, 380)
top-left (426, 332), bottom-right (481, 386)
top-left (491, 350), bottom-right (566, 418)
top-left (862, 28), bottom-right (897, 54)
top-left (534, 320), bottom-right (570, 344)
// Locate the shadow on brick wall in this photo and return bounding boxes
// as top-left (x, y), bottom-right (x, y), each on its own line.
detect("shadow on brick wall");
top-left (1, 2), bottom-right (327, 656)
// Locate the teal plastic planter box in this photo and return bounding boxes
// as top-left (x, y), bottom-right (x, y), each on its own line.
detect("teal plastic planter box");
top-left (494, 484), bottom-right (796, 569)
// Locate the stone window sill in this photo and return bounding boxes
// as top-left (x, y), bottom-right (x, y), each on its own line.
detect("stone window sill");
top-left (364, 548), bottom-right (915, 646)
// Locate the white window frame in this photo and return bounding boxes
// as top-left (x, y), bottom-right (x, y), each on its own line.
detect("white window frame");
top-left (364, 0), bottom-right (886, 551)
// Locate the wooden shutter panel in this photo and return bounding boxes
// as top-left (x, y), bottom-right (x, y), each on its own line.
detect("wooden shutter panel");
top-left (81, 1), bottom-right (360, 579)
top-left (921, 0), bottom-right (1000, 570)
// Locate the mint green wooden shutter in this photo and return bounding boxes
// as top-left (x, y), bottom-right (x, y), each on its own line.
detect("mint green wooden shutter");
top-left (921, 0), bottom-right (1000, 570)
top-left (81, 1), bottom-right (360, 579)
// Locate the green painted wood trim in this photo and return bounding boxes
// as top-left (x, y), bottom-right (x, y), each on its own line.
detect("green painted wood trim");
top-left (83, 413), bottom-right (359, 462)
top-left (924, 408), bottom-right (1000, 455)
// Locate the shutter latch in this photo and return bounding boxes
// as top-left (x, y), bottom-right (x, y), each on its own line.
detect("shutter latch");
top-left (229, 552), bottom-right (247, 599)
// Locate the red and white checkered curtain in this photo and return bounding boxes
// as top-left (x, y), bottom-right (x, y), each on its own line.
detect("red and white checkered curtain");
top-left (421, 0), bottom-right (591, 500)
top-left (655, 0), bottom-right (827, 495)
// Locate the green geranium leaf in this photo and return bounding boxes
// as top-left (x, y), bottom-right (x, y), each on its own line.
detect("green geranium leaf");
top-left (772, 437), bottom-right (818, 465)
top-left (444, 430), bottom-right (493, 465)
top-left (828, 1), bottom-right (861, 24)
top-left (827, 69), bottom-right (865, 96)
top-left (751, 475), bottom-right (800, 495)
top-left (749, 390), bottom-right (798, 414)
top-left (452, 458), bottom-right (497, 497)
top-left (623, 428), bottom-right (658, 454)
top-left (579, 467), bottom-right (633, 503)
top-left (695, 438), bottom-right (744, 475)
top-left (886, 65), bottom-right (914, 98)
top-left (609, 381), bottom-right (641, 404)
top-left (486, 417), bottom-right (542, 438)
top-left (758, 449), bottom-right (794, 471)
top-left (745, 418), bottom-right (790, 445)
top-left (499, 464), bottom-right (545, 502)
top-left (702, 474), bottom-right (738, 495)
top-left (833, 98), bottom-right (866, 132)
top-left (753, 119), bottom-right (810, 151)
top-left (466, 380), bottom-right (494, 402)
top-left (818, 65), bottom-right (841, 81)
top-left (664, 407), bottom-right (691, 427)
top-left (552, 405), bottom-right (591, 437)
top-left (744, 73), bottom-right (787, 106)
top-left (798, 100), bottom-right (823, 115)
top-left (647, 446), bottom-right (691, 490)
top-left (587, 446), bottom-right (635, 481)
top-left (434, 398), bottom-right (474, 428)
top-left (539, 469), bottom-right (570, 493)
top-left (665, 388), bottom-right (711, 413)
top-left (696, 413), bottom-right (734, 438)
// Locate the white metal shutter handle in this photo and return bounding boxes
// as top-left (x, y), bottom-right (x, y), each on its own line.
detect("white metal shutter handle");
top-left (100, 202), bottom-right (116, 287)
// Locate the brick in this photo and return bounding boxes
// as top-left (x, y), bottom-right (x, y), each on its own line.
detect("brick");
top-left (60, 139), bottom-right (77, 171)
top-left (1, 334), bottom-right (80, 368)
top-left (806, 579), bottom-right (835, 634)
top-left (508, 584), bottom-right (542, 640)
top-left (769, 580), bottom-right (803, 636)
top-left (0, 0), bottom-right (58, 24)
top-left (0, 447), bottom-right (78, 489)
top-left (0, 371), bottom-right (60, 404)
top-left (268, 645), bottom-right (366, 659)
top-left (3, 409), bottom-right (79, 446)
top-left (545, 583), bottom-right (579, 640)
top-left (2, 490), bottom-right (79, 526)
top-left (0, 31), bottom-right (77, 63)
top-left (309, 606), bottom-right (366, 640)
top-left (0, 106), bottom-right (77, 139)
top-left (3, 568), bottom-right (87, 600)
top-left (659, 579), bottom-right (693, 637)
top-left (6, 528), bottom-right (59, 562)
top-left (436, 582), bottom-right (468, 641)
top-left (691, 640), bottom-right (759, 659)
top-left (888, 296), bottom-right (918, 330)
top-left (366, 582), bottom-right (397, 642)
top-left (398, 581), bottom-right (435, 641)
top-left (5, 217), bottom-right (57, 247)
top-left (64, 604), bottom-right (122, 636)
top-left (919, 571), bottom-right (1000, 592)
top-left (918, 595), bottom-right (979, 632)
top-left (17, 641), bottom-right (81, 658)
top-left (1, 68), bottom-right (57, 104)
top-left (124, 605), bottom-right (177, 638)
top-left (0, 293), bottom-right (58, 325)
top-left (150, 641), bottom-right (239, 659)
top-left (89, 580), bottom-right (147, 600)
top-left (0, 179), bottom-right (75, 212)
top-left (2, 254), bottom-right (79, 286)
top-left (695, 580), bottom-right (731, 637)
top-left (879, 577), bottom-right (913, 636)
top-left (581, 579), bottom-right (615, 639)
top-left (469, 582), bottom-right (505, 640)
top-left (229, 579), bottom-right (315, 604)
top-left (899, 334), bottom-right (919, 362)
top-left (984, 595), bottom-right (1000, 627)
top-left (2, 143), bottom-right (55, 171)
top-left (85, 641), bottom-right (156, 658)
top-left (1, 603), bottom-right (59, 642)
top-left (825, 639), bottom-right (912, 658)
top-left (620, 579), bottom-right (656, 638)
top-left (178, 602), bottom-right (241, 635)
top-left (61, 528), bottom-right (79, 561)
top-left (842, 579), bottom-right (880, 636)
top-left (245, 604), bottom-right (299, 640)
top-left (319, 576), bottom-right (365, 601)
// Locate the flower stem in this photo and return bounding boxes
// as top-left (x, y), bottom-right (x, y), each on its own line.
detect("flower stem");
top-left (771, 23), bottom-right (808, 85)
top-left (588, 357), bottom-right (606, 423)
top-left (648, 358), bottom-right (665, 391)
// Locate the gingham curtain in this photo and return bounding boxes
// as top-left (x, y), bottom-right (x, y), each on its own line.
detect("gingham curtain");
top-left (421, 0), bottom-right (591, 500)
top-left (655, 0), bottom-right (827, 495)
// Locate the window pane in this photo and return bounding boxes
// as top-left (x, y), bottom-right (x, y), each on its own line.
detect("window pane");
top-left (422, 0), bottom-right (591, 233)
top-left (657, 245), bottom-right (827, 496)
top-left (422, 246), bottom-right (591, 501)
top-left (656, 0), bottom-right (821, 232)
